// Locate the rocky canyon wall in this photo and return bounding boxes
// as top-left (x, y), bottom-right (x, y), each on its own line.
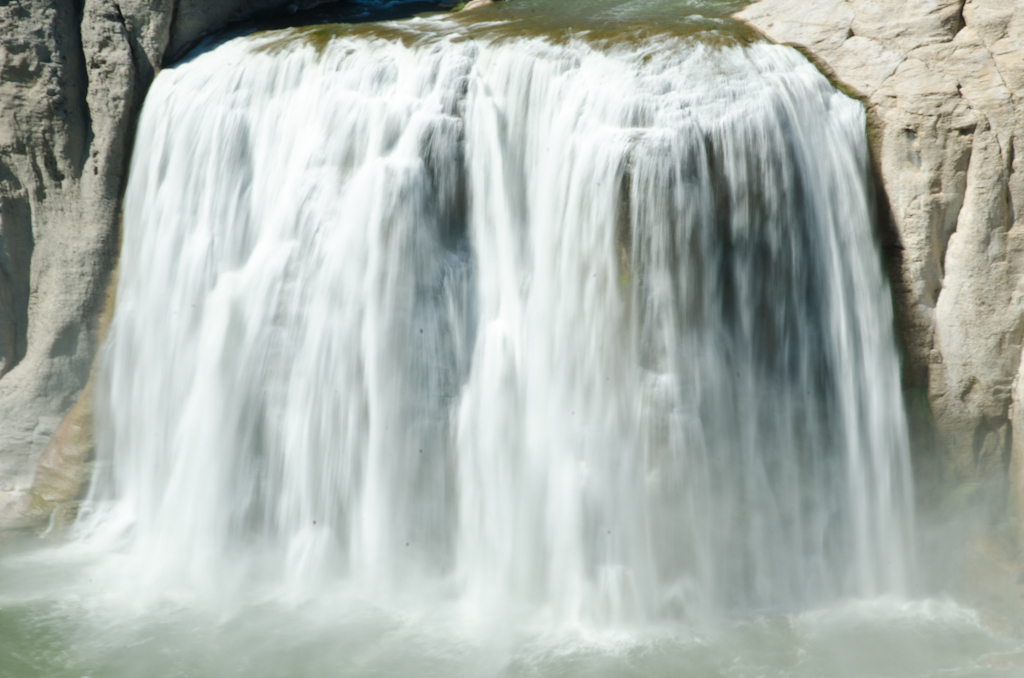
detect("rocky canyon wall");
top-left (2, 0), bottom-right (1024, 535)
top-left (0, 0), bottom-right (331, 531)
top-left (737, 0), bottom-right (1024, 530)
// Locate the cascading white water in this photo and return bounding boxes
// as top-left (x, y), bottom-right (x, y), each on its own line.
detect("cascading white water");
top-left (84, 19), bottom-right (913, 626)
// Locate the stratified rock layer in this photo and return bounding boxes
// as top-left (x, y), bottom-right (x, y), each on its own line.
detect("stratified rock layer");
top-left (736, 0), bottom-right (1024, 522)
top-left (0, 0), bottom-right (329, 531)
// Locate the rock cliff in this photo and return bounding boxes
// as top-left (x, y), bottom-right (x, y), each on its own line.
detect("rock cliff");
top-left (737, 0), bottom-right (1024, 528)
top-left (0, 0), bottom-right (329, 531)
top-left (4, 0), bottom-right (1024, 534)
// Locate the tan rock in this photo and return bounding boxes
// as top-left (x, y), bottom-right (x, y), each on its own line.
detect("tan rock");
top-left (737, 0), bottom-right (1024, 525)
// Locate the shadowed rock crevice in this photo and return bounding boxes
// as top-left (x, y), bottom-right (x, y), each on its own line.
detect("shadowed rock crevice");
top-left (0, 165), bottom-right (32, 381)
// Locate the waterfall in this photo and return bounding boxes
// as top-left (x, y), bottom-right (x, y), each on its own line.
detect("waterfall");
top-left (84, 21), bottom-right (913, 625)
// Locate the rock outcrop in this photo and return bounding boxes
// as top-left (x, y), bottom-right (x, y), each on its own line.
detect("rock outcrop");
top-left (0, 0), bottom-right (330, 531)
top-left (460, 0), bottom-right (497, 11)
top-left (736, 0), bottom-right (1024, 524)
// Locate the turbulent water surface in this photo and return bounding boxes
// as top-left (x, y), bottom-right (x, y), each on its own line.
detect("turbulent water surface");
top-left (0, 1), bottom-right (1017, 676)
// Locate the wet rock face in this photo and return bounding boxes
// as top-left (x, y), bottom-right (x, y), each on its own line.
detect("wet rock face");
top-left (736, 0), bottom-right (1024, 518)
top-left (0, 0), bottom-right (329, 531)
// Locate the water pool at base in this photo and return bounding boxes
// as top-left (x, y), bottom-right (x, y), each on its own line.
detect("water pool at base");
top-left (1, 536), bottom-right (1020, 678)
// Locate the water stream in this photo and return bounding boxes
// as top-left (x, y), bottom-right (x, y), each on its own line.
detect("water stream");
top-left (0, 2), bottom-right (1016, 676)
